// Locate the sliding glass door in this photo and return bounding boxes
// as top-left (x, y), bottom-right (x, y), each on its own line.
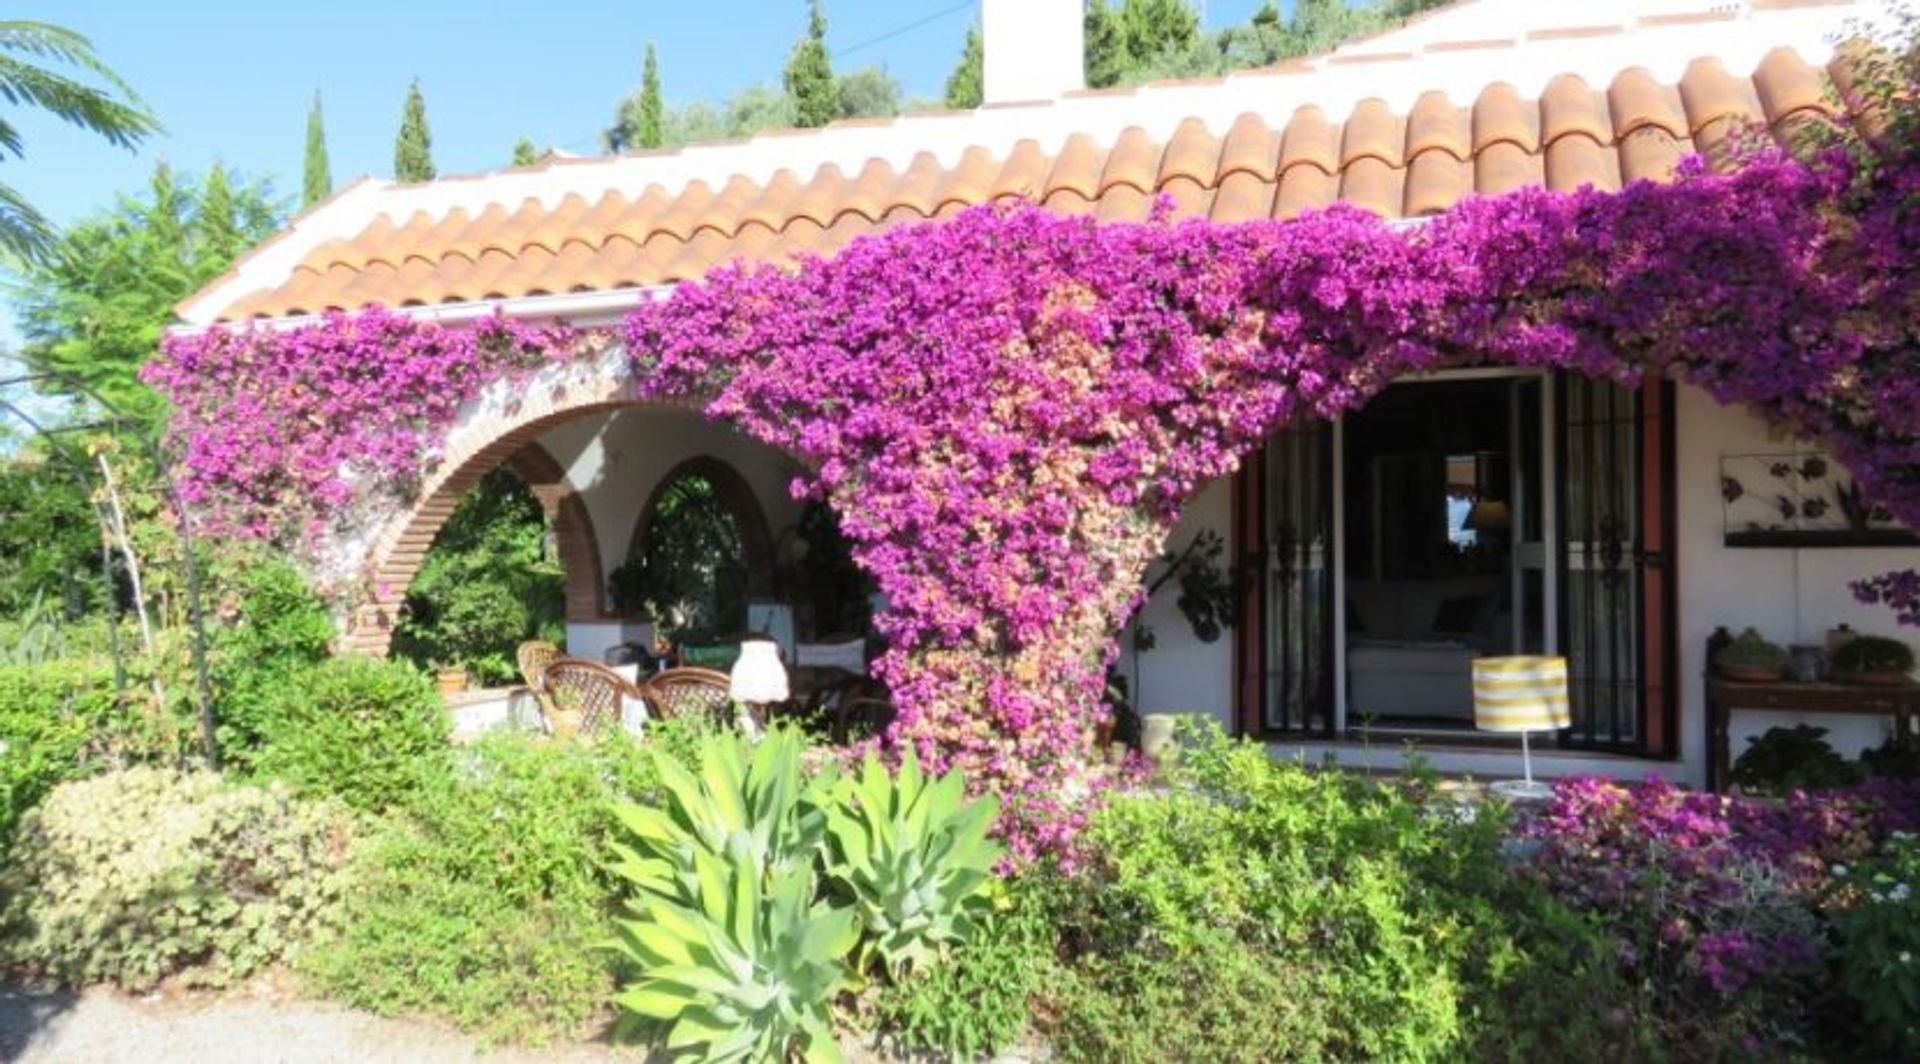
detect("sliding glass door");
top-left (1241, 371), bottom-right (1674, 755)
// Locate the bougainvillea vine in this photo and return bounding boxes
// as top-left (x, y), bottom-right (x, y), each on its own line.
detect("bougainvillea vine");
top-left (149, 95), bottom-right (1920, 859)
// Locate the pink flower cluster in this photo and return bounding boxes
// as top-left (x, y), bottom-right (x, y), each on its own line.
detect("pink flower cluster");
top-left (150, 114), bottom-right (1920, 856)
top-left (144, 309), bottom-right (576, 547)
top-left (1522, 775), bottom-right (1920, 1044)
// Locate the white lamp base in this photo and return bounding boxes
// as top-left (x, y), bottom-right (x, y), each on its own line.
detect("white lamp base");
top-left (1489, 778), bottom-right (1556, 801)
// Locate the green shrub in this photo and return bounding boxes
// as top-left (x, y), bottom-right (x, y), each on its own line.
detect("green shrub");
top-left (0, 660), bottom-right (119, 847)
top-left (874, 872), bottom-right (1058, 1060)
top-left (1043, 722), bottom-right (1635, 1062)
top-left (610, 726), bottom-right (854, 1062)
top-left (1050, 927), bottom-right (1344, 1064)
top-left (824, 748), bottom-right (1001, 977)
top-left (300, 731), bottom-right (678, 1045)
top-left (250, 655), bottom-right (449, 813)
top-left (1731, 724), bottom-right (1861, 796)
top-left (211, 557), bottom-right (334, 765)
top-left (1833, 832), bottom-right (1920, 1057)
top-left (0, 767), bottom-right (352, 990)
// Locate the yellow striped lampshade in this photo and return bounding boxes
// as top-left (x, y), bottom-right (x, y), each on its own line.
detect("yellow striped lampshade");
top-left (1472, 655), bottom-right (1572, 732)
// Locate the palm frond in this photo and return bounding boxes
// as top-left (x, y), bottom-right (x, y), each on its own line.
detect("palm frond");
top-left (0, 180), bottom-right (59, 267)
top-left (0, 57), bottom-right (157, 150)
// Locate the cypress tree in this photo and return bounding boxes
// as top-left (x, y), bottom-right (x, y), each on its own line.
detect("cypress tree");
top-left (302, 90), bottom-right (331, 208)
top-left (393, 78), bottom-right (436, 182)
top-left (1084, 1), bottom-right (1126, 88)
top-left (783, 0), bottom-right (836, 129)
top-left (639, 43), bottom-right (665, 149)
top-left (943, 24), bottom-right (982, 109)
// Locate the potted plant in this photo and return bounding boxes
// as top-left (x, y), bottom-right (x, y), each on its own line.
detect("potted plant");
top-left (433, 660), bottom-right (468, 695)
top-left (1729, 724), bottom-right (1861, 796)
top-left (1831, 635), bottom-right (1915, 686)
top-left (1714, 627), bottom-right (1788, 682)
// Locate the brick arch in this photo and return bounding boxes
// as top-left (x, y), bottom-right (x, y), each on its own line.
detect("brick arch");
top-left (626, 454), bottom-right (779, 599)
top-left (341, 350), bottom-right (651, 655)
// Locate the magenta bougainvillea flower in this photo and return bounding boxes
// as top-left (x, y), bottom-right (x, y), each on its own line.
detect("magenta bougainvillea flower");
top-left (147, 117), bottom-right (1920, 856)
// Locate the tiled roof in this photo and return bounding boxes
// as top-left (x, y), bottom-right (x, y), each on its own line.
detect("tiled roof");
top-left (186, 3), bottom-right (1868, 324)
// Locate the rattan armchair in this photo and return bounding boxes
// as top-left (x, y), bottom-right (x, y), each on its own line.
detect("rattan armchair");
top-left (642, 666), bottom-right (763, 731)
top-left (539, 657), bottom-right (641, 740)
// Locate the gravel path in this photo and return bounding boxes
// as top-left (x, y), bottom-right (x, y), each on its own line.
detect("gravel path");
top-left (0, 982), bottom-right (647, 1064)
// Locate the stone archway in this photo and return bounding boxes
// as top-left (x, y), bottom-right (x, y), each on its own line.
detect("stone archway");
top-left (342, 350), bottom-right (645, 655)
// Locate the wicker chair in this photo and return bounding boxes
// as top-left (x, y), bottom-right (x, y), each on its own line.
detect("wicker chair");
top-left (643, 666), bottom-right (762, 731)
top-left (516, 640), bottom-right (561, 690)
top-left (539, 657), bottom-right (639, 740)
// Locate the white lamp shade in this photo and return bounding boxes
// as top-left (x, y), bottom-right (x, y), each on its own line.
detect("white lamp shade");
top-left (1472, 655), bottom-right (1571, 732)
top-left (729, 639), bottom-right (790, 703)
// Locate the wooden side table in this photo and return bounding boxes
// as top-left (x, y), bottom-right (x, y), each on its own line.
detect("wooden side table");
top-left (1704, 676), bottom-right (1920, 791)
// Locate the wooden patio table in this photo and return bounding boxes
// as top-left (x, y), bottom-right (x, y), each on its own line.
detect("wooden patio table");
top-left (1704, 675), bottom-right (1919, 792)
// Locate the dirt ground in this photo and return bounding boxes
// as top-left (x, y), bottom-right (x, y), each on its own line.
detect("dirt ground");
top-left (0, 981), bottom-right (647, 1064)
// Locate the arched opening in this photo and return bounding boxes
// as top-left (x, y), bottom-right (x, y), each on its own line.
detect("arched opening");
top-left (610, 455), bottom-right (776, 645)
top-left (388, 443), bottom-right (594, 687)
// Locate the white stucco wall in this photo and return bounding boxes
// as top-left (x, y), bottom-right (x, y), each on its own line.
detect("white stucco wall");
top-left (1675, 386), bottom-right (1920, 773)
top-left (533, 405), bottom-right (805, 659)
top-left (1116, 477), bottom-right (1237, 729)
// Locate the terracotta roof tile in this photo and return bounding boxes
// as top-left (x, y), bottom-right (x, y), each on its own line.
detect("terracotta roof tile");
top-left (1274, 164), bottom-right (1336, 220)
top-left (1406, 91), bottom-right (1469, 160)
top-left (205, 49), bottom-right (1861, 321)
top-left (1277, 105), bottom-right (1339, 174)
top-left (1341, 98), bottom-right (1404, 166)
top-left (1471, 83), bottom-right (1538, 152)
top-left (1210, 169), bottom-right (1275, 223)
top-left (1540, 74), bottom-right (1611, 146)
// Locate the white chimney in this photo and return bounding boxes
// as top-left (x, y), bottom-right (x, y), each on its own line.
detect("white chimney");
top-left (981, 0), bottom-right (1085, 105)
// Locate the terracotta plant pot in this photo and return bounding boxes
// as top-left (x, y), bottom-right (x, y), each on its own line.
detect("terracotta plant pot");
top-left (1719, 664), bottom-right (1785, 683)
top-left (435, 668), bottom-right (468, 695)
top-left (1835, 669), bottom-right (1914, 687)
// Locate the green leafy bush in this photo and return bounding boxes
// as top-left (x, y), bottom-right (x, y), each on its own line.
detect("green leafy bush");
top-left (301, 732), bottom-right (664, 1043)
top-left (873, 873), bottom-right (1057, 1060)
top-left (250, 655), bottom-right (449, 812)
top-left (391, 469), bottom-right (564, 685)
top-left (824, 748), bottom-right (1001, 977)
top-left (610, 726), bottom-right (854, 1062)
top-left (1833, 832), bottom-right (1920, 1057)
top-left (211, 556), bottom-right (334, 765)
top-left (1042, 722), bottom-right (1633, 1062)
top-left (1731, 724), bottom-right (1862, 795)
top-left (0, 660), bottom-right (118, 847)
top-left (0, 767), bottom-right (352, 990)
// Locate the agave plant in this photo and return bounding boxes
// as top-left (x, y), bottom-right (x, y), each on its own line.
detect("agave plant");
top-left (823, 749), bottom-right (1002, 978)
top-left (609, 726), bottom-right (854, 1062)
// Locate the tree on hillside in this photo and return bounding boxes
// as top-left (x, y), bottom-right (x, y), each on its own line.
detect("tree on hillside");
top-left (638, 43), bottom-right (665, 148)
top-left (302, 90), bottom-right (331, 208)
top-left (944, 23), bottom-right (982, 109)
top-left (511, 138), bottom-right (539, 167)
top-left (784, 0), bottom-right (836, 128)
top-left (1084, 2), bottom-right (1128, 89)
top-left (0, 20), bottom-right (159, 264)
top-left (15, 162), bottom-right (282, 421)
top-left (393, 78), bottom-right (435, 182)
top-left (835, 66), bottom-right (902, 120)
top-left (606, 42), bottom-right (668, 153)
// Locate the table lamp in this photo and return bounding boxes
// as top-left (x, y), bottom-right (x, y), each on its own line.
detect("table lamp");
top-left (1472, 655), bottom-right (1571, 800)
top-left (729, 638), bottom-right (788, 737)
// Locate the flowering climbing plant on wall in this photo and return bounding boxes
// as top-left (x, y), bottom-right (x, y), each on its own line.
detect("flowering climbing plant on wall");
top-left (148, 54), bottom-right (1920, 858)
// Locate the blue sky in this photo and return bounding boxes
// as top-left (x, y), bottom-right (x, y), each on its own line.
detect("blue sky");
top-left (19, 1), bottom-right (1272, 231)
